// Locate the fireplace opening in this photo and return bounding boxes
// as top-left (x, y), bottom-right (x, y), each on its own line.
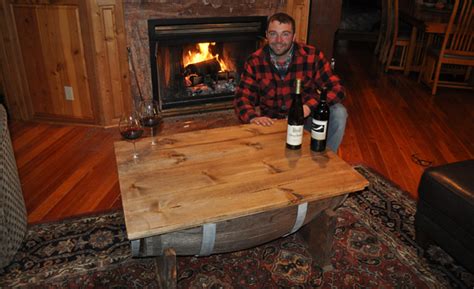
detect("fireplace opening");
top-left (148, 17), bottom-right (267, 114)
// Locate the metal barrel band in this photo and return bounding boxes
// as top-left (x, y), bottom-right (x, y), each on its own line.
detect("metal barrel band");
top-left (284, 202), bottom-right (308, 237)
top-left (198, 223), bottom-right (216, 256)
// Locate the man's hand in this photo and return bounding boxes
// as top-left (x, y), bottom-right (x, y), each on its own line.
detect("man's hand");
top-left (303, 104), bottom-right (311, 118)
top-left (250, 117), bottom-right (274, 126)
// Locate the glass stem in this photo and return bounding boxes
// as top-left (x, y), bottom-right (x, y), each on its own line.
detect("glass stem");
top-left (133, 141), bottom-right (138, 159)
top-left (151, 127), bottom-right (155, 145)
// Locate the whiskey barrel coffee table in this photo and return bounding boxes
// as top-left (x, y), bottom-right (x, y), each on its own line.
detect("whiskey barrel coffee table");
top-left (114, 120), bottom-right (368, 288)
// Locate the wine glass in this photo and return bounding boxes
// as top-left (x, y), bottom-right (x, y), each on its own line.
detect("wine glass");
top-left (139, 99), bottom-right (162, 145)
top-left (119, 112), bottom-right (144, 159)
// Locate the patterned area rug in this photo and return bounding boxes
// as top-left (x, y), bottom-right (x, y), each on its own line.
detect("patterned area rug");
top-left (1, 167), bottom-right (473, 288)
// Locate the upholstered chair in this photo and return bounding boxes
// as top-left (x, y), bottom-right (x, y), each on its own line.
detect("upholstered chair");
top-left (0, 104), bottom-right (27, 269)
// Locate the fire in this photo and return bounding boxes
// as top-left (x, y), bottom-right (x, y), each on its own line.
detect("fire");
top-left (183, 42), bottom-right (230, 72)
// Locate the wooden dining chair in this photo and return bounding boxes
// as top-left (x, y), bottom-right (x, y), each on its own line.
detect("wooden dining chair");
top-left (383, 0), bottom-right (411, 71)
top-left (418, 0), bottom-right (474, 95)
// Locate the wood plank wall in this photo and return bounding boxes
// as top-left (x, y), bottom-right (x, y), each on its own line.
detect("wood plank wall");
top-left (286, 0), bottom-right (311, 43)
top-left (87, 0), bottom-right (131, 126)
top-left (13, 4), bottom-right (95, 121)
top-left (0, 0), bottom-right (131, 126)
top-left (0, 0), bottom-right (31, 119)
top-left (308, 0), bottom-right (343, 59)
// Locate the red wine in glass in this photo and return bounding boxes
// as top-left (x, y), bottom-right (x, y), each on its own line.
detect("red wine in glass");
top-left (119, 113), bottom-right (144, 159)
top-left (139, 100), bottom-right (161, 145)
top-left (141, 116), bottom-right (161, 128)
top-left (120, 127), bottom-right (144, 140)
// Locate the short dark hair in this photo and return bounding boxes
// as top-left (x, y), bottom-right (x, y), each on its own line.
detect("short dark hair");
top-left (267, 13), bottom-right (295, 33)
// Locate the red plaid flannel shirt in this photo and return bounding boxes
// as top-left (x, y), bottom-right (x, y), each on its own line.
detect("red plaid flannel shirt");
top-left (234, 43), bottom-right (345, 123)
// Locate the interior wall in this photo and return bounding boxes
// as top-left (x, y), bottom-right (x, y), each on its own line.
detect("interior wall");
top-left (0, 0), bottom-right (131, 125)
top-left (13, 5), bottom-right (95, 122)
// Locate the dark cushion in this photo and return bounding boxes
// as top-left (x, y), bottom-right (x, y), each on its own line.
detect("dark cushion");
top-left (418, 159), bottom-right (474, 237)
top-left (417, 159), bottom-right (474, 272)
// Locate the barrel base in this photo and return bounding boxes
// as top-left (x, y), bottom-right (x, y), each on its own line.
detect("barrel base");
top-left (132, 195), bottom-right (346, 258)
top-left (132, 194), bottom-right (347, 287)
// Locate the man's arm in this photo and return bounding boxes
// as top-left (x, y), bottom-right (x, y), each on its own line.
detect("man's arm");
top-left (233, 60), bottom-right (260, 123)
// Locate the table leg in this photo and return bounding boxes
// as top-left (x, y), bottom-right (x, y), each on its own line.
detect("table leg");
top-left (299, 195), bottom-right (345, 271)
top-left (404, 26), bottom-right (418, 76)
top-left (155, 247), bottom-right (177, 289)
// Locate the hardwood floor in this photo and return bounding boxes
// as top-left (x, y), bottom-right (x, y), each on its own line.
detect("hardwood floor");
top-left (336, 41), bottom-right (473, 196)
top-left (9, 41), bottom-right (474, 224)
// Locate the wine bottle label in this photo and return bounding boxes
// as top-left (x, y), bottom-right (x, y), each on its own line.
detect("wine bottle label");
top-left (311, 119), bottom-right (328, 140)
top-left (287, 125), bottom-right (303, 145)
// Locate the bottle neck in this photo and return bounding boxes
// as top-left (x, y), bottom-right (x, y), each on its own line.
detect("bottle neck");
top-left (292, 78), bottom-right (302, 107)
top-left (292, 92), bottom-right (302, 105)
top-left (319, 91), bottom-right (327, 103)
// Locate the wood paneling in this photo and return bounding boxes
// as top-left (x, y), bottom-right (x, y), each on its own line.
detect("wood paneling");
top-left (0, 0), bottom-right (31, 119)
top-left (0, 0), bottom-right (131, 126)
top-left (286, 0), bottom-right (311, 43)
top-left (308, 0), bottom-right (343, 58)
top-left (88, 0), bottom-right (131, 126)
top-left (14, 4), bottom-right (95, 121)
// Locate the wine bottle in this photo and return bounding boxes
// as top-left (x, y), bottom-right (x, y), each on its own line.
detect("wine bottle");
top-left (311, 88), bottom-right (330, 152)
top-left (286, 79), bottom-right (304, 150)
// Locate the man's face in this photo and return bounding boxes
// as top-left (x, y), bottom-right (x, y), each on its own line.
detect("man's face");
top-left (266, 20), bottom-right (296, 57)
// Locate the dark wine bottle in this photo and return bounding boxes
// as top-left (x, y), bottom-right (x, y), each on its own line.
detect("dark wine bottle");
top-left (286, 79), bottom-right (304, 150)
top-left (311, 88), bottom-right (330, 152)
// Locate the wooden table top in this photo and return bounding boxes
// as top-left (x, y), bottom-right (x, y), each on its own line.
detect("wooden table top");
top-left (114, 120), bottom-right (368, 240)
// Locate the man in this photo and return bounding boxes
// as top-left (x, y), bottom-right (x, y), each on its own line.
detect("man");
top-left (233, 12), bottom-right (347, 152)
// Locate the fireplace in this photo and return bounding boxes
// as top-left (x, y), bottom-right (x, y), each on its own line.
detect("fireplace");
top-left (148, 16), bottom-right (267, 114)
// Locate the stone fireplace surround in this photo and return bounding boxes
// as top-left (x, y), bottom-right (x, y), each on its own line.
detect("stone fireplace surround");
top-left (123, 0), bottom-right (286, 113)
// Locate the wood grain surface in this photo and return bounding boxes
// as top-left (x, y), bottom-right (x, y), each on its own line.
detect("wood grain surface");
top-left (115, 120), bottom-right (368, 240)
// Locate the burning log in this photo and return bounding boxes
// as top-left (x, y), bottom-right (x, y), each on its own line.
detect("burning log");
top-left (184, 58), bottom-right (221, 76)
top-left (186, 71), bottom-right (238, 86)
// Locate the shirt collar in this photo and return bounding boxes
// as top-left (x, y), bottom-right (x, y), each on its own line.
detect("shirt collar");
top-left (269, 43), bottom-right (294, 78)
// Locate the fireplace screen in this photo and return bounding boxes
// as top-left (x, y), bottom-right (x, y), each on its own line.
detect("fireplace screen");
top-left (148, 17), bottom-right (267, 111)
